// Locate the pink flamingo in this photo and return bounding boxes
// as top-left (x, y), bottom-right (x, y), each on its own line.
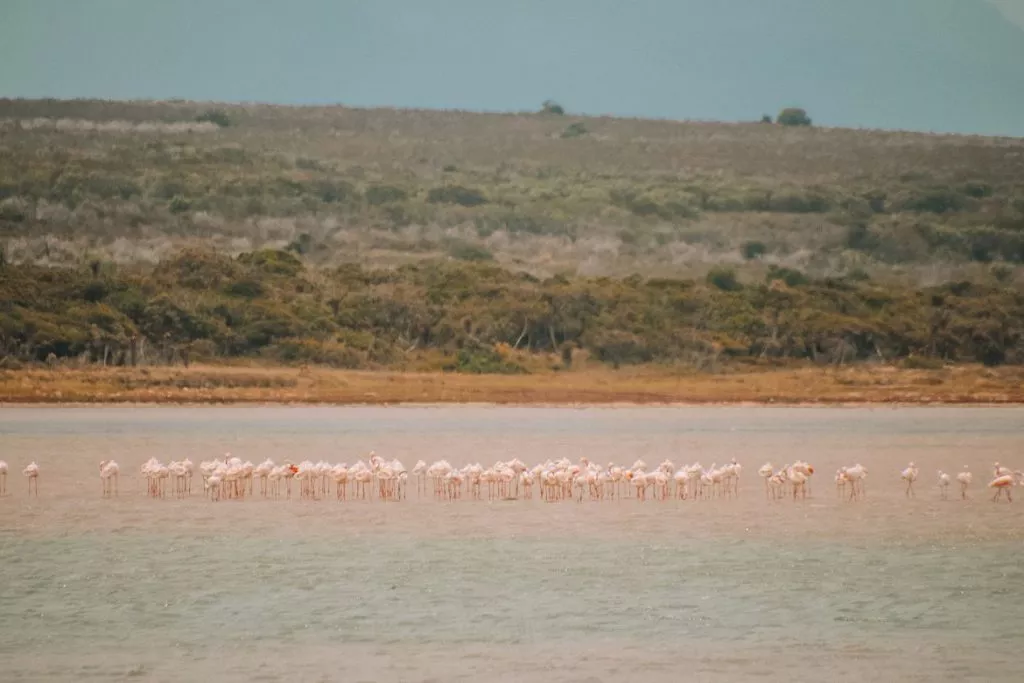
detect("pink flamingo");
top-left (989, 474), bottom-right (1014, 502)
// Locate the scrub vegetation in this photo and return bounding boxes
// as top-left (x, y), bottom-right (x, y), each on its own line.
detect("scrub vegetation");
top-left (1, 98), bottom-right (1023, 384)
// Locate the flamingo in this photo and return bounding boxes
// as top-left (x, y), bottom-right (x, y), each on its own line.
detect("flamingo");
top-left (957, 466), bottom-right (972, 500)
top-left (834, 469), bottom-right (848, 499)
top-left (205, 473), bottom-right (223, 502)
top-left (0, 460), bottom-right (7, 495)
top-left (937, 470), bottom-right (950, 500)
top-left (23, 461), bottom-right (39, 496)
top-left (99, 460), bottom-right (120, 497)
top-left (844, 464), bottom-right (868, 501)
top-left (900, 462), bottom-right (919, 498)
top-left (989, 474), bottom-right (1014, 502)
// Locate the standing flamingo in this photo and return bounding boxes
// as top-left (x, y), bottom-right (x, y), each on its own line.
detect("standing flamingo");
top-left (989, 474), bottom-right (1014, 502)
top-left (936, 470), bottom-right (950, 500)
top-left (0, 460), bottom-right (7, 495)
top-left (23, 461), bottom-right (39, 496)
top-left (900, 462), bottom-right (919, 498)
top-left (957, 466), bottom-right (972, 500)
top-left (100, 460), bottom-right (120, 497)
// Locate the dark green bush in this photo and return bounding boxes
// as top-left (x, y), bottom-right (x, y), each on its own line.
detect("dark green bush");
top-left (766, 265), bottom-right (809, 287)
top-left (707, 266), bottom-right (742, 291)
top-left (742, 241), bottom-right (767, 260)
top-left (540, 100), bottom-right (565, 116)
top-left (427, 186), bottom-right (488, 207)
top-left (447, 240), bottom-right (494, 262)
top-left (195, 109), bottom-right (231, 128)
top-left (365, 185), bottom-right (408, 205)
top-left (777, 108), bottom-right (812, 126)
top-left (561, 122), bottom-right (588, 138)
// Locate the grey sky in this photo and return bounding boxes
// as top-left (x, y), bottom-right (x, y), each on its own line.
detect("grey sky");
top-left (2, 0), bottom-right (1023, 136)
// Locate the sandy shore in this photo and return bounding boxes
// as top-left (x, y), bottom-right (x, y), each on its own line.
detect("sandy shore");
top-left (1, 363), bottom-right (1022, 406)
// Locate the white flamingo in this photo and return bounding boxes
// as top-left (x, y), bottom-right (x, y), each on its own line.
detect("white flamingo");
top-left (956, 466), bottom-right (972, 500)
top-left (758, 462), bottom-right (774, 499)
top-left (937, 470), bottom-right (950, 500)
top-left (99, 460), bottom-right (120, 497)
top-left (23, 461), bottom-right (39, 496)
top-left (844, 464), bottom-right (868, 501)
top-left (900, 462), bottom-right (919, 498)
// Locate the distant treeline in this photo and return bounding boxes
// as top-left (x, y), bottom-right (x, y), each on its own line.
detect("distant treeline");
top-left (0, 249), bottom-right (1021, 372)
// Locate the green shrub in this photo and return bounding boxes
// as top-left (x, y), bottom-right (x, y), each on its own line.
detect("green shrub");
top-left (561, 122), bottom-right (588, 138)
top-left (540, 100), bottom-right (565, 116)
top-left (447, 240), bottom-right (494, 262)
top-left (365, 184), bottom-right (408, 205)
top-left (707, 266), bottom-right (741, 291)
top-left (450, 345), bottom-right (527, 374)
top-left (427, 185), bottom-right (488, 207)
top-left (990, 264), bottom-right (1014, 283)
top-left (777, 108), bottom-right (812, 126)
top-left (900, 188), bottom-right (965, 214)
top-left (168, 195), bottom-right (192, 213)
top-left (741, 241), bottom-right (767, 260)
top-left (195, 109), bottom-right (231, 128)
top-left (237, 249), bottom-right (303, 276)
top-left (766, 265), bottom-right (809, 287)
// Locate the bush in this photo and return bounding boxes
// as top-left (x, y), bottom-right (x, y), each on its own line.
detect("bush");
top-left (450, 345), bottom-right (527, 374)
top-left (707, 266), bottom-right (742, 291)
top-left (777, 108), bottom-right (812, 127)
top-left (312, 180), bottom-right (356, 204)
top-left (364, 184), bottom-right (408, 205)
top-left (766, 265), bottom-right (809, 287)
top-left (168, 195), bottom-right (192, 214)
top-left (237, 249), bottom-right (303, 276)
top-left (540, 100), bottom-right (565, 116)
top-left (427, 185), bottom-right (488, 207)
top-left (899, 188), bottom-right (965, 214)
top-left (990, 264), bottom-right (1014, 284)
top-left (195, 109), bottom-right (231, 128)
top-left (561, 122), bottom-right (588, 138)
top-left (741, 241), bottom-right (767, 260)
top-left (760, 114), bottom-right (773, 124)
top-left (447, 240), bottom-right (494, 262)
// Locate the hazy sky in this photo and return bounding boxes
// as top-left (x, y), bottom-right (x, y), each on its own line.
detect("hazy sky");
top-left (2, 0), bottom-right (1023, 136)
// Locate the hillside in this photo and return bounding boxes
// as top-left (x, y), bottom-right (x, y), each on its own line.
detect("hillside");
top-left (1, 98), bottom-right (1023, 288)
top-left (1, 99), bottom-right (1023, 376)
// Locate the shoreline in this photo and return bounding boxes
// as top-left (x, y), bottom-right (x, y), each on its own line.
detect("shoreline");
top-left (1, 363), bottom-right (1022, 407)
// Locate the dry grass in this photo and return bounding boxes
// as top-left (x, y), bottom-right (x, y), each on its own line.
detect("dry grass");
top-left (2, 363), bottom-right (1022, 406)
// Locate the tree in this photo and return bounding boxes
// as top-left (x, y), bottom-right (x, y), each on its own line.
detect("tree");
top-left (777, 108), bottom-right (812, 127)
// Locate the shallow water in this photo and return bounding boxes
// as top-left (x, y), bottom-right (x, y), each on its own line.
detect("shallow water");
top-left (1, 405), bottom-right (1023, 682)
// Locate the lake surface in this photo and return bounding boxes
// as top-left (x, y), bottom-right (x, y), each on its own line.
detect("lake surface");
top-left (1, 405), bottom-right (1023, 682)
